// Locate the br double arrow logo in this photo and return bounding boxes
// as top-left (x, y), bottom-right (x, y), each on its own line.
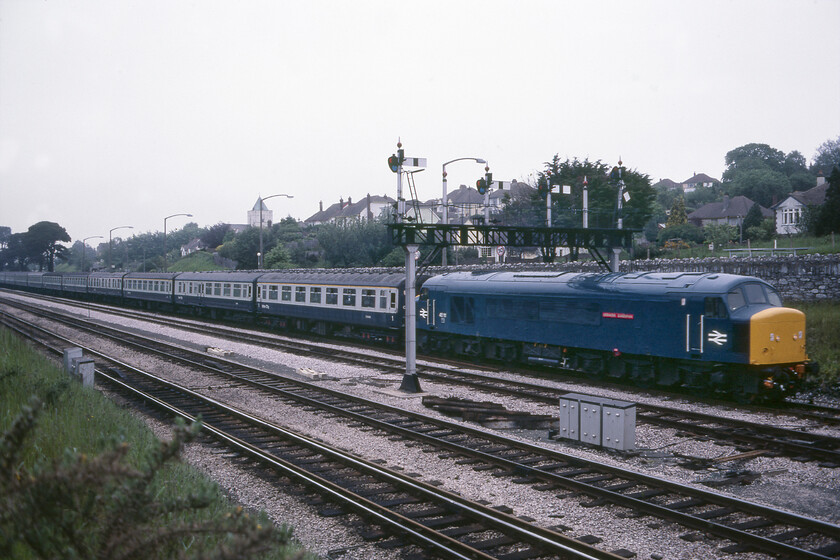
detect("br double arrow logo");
top-left (707, 330), bottom-right (728, 346)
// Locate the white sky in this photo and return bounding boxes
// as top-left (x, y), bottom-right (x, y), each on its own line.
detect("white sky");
top-left (1, 0), bottom-right (839, 244)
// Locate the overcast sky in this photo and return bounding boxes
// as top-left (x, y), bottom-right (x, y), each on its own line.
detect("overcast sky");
top-left (1, 0), bottom-right (839, 244)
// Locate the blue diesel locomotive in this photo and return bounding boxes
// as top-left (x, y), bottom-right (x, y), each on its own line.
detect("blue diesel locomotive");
top-left (417, 271), bottom-right (812, 399)
top-left (0, 268), bottom-right (813, 399)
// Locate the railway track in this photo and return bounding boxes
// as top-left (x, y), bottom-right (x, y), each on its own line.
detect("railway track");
top-left (4, 293), bottom-right (840, 467)
top-left (2, 310), bottom-right (630, 560)
top-left (3, 308), bottom-right (840, 559)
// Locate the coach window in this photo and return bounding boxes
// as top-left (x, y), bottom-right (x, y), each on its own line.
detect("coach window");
top-left (223, 283), bottom-right (231, 297)
top-left (281, 286), bottom-right (291, 301)
top-left (214, 283), bottom-right (222, 296)
top-left (295, 286), bottom-right (306, 302)
top-left (310, 286), bottom-right (322, 304)
top-left (361, 289), bottom-right (376, 308)
top-left (326, 287), bottom-right (338, 305)
top-left (343, 288), bottom-right (357, 307)
top-left (233, 284), bottom-right (242, 298)
top-left (390, 292), bottom-right (397, 309)
top-left (268, 285), bottom-right (279, 300)
top-left (704, 297), bottom-right (728, 319)
top-left (379, 290), bottom-right (388, 308)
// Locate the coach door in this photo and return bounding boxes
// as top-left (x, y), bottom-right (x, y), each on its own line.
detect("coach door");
top-left (683, 298), bottom-right (705, 356)
top-left (419, 288), bottom-right (436, 327)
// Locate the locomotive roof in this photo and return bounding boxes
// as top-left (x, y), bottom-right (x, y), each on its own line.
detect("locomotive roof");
top-left (423, 270), bottom-right (774, 297)
top-left (257, 270), bottom-right (406, 287)
top-left (123, 272), bottom-right (180, 280)
top-left (173, 271), bottom-right (263, 282)
top-left (89, 271), bottom-right (130, 279)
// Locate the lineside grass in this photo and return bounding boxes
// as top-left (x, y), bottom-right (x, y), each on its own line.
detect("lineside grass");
top-left (0, 328), bottom-right (311, 560)
top-left (788, 301), bottom-right (840, 385)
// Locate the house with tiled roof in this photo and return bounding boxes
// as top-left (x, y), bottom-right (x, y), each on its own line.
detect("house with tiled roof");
top-left (687, 195), bottom-right (773, 229)
top-left (771, 174), bottom-right (829, 235)
top-left (180, 238), bottom-right (207, 257)
top-left (304, 194), bottom-right (395, 225)
top-left (681, 173), bottom-right (720, 193)
top-left (653, 178), bottom-right (681, 191)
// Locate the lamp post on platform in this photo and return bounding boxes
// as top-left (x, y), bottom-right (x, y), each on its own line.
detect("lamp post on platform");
top-left (108, 226), bottom-right (133, 271)
top-left (81, 235), bottom-right (103, 272)
top-left (257, 193), bottom-right (293, 269)
top-left (441, 157), bottom-right (485, 265)
top-left (164, 213), bottom-right (192, 272)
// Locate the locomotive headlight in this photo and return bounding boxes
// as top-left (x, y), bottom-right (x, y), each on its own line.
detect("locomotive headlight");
top-left (799, 330), bottom-right (803, 340)
top-left (769, 333), bottom-right (775, 342)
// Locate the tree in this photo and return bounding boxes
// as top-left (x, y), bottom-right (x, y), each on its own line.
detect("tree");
top-left (24, 222), bottom-right (71, 271)
top-left (536, 156), bottom-right (655, 229)
top-left (741, 200), bottom-right (765, 232)
top-left (0, 233), bottom-right (29, 270)
top-left (665, 197), bottom-right (687, 227)
top-left (723, 143), bottom-right (786, 181)
top-left (812, 135), bottom-right (840, 176)
top-left (657, 223), bottom-right (704, 245)
top-left (218, 227), bottom-right (261, 269)
top-left (263, 244), bottom-right (293, 269)
top-left (815, 167), bottom-right (840, 236)
top-left (316, 220), bottom-right (395, 268)
top-left (704, 223), bottom-right (738, 248)
top-left (200, 223), bottom-right (231, 250)
top-left (0, 226), bottom-right (10, 250)
top-left (728, 168), bottom-right (790, 208)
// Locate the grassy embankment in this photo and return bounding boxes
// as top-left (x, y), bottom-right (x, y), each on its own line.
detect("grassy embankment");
top-left (0, 328), bottom-right (310, 560)
top-left (789, 300), bottom-right (840, 385)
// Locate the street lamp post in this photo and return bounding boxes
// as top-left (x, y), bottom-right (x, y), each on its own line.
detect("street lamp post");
top-left (441, 157), bottom-right (486, 265)
top-left (257, 193), bottom-right (293, 269)
top-left (81, 235), bottom-right (103, 272)
top-left (164, 213), bottom-right (193, 272)
top-left (109, 226), bottom-right (133, 271)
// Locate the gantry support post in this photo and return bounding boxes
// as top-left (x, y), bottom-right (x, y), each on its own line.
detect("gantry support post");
top-left (400, 244), bottom-right (422, 393)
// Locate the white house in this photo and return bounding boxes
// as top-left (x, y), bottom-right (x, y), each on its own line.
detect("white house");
top-left (771, 175), bottom-right (828, 235)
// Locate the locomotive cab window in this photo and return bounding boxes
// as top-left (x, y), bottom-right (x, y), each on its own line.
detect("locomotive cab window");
top-left (704, 297), bottom-right (728, 319)
top-left (727, 288), bottom-right (746, 311)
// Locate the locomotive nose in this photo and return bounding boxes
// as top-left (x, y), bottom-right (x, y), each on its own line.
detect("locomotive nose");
top-left (749, 307), bottom-right (807, 365)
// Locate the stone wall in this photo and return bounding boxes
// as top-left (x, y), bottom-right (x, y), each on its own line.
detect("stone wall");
top-left (445, 254), bottom-right (840, 302)
top-left (622, 254), bottom-right (840, 301)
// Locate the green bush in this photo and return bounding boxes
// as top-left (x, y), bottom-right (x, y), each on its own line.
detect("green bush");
top-left (0, 329), bottom-right (308, 560)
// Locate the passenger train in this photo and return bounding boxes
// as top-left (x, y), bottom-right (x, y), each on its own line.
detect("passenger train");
top-left (0, 269), bottom-right (815, 400)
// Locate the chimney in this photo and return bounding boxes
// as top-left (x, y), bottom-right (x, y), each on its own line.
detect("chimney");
top-left (340, 197), bottom-right (344, 207)
top-left (348, 196), bottom-right (352, 205)
top-left (817, 171), bottom-right (826, 186)
top-left (367, 193), bottom-right (372, 221)
top-left (722, 195), bottom-right (730, 212)
top-left (319, 201), bottom-right (323, 212)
